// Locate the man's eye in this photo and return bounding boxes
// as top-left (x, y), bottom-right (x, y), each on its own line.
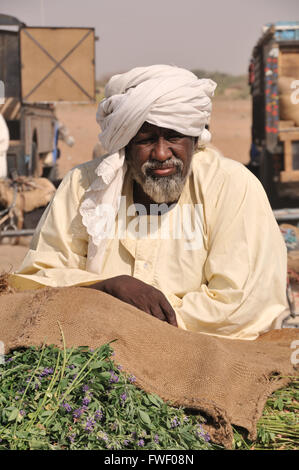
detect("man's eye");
top-left (136, 138), bottom-right (154, 144)
top-left (168, 135), bottom-right (182, 142)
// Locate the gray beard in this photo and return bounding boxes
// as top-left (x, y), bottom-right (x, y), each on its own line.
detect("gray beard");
top-left (129, 157), bottom-right (192, 203)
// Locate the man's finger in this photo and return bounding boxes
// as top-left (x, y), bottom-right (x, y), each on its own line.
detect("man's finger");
top-left (149, 305), bottom-right (167, 322)
top-left (159, 299), bottom-right (178, 327)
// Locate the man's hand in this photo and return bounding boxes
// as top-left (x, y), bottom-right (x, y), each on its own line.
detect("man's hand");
top-left (89, 275), bottom-right (178, 327)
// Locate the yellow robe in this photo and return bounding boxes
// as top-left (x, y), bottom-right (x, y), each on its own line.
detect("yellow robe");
top-left (9, 147), bottom-right (288, 340)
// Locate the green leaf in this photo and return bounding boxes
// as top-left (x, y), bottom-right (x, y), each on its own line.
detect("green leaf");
top-left (98, 372), bottom-right (111, 382)
top-left (29, 439), bottom-right (48, 450)
top-left (40, 410), bottom-right (53, 418)
top-left (138, 409), bottom-right (151, 426)
top-left (147, 394), bottom-right (162, 407)
top-left (143, 396), bottom-right (150, 406)
top-left (90, 361), bottom-right (106, 370)
top-left (8, 408), bottom-right (19, 422)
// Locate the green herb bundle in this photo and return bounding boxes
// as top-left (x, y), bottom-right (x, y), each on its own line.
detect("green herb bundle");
top-left (0, 343), bottom-right (211, 450)
top-left (0, 342), bottom-right (298, 450)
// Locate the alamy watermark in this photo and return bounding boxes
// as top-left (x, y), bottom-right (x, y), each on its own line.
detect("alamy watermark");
top-left (290, 340), bottom-right (299, 366)
top-left (290, 80), bottom-right (299, 105)
top-left (93, 196), bottom-right (204, 250)
top-left (0, 81), bottom-right (4, 105)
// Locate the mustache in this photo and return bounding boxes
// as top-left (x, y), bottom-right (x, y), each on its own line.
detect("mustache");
top-left (141, 157), bottom-right (183, 174)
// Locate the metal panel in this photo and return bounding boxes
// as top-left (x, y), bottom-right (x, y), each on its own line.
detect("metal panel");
top-left (20, 27), bottom-right (95, 103)
top-left (279, 45), bottom-right (299, 77)
top-left (0, 30), bottom-right (20, 98)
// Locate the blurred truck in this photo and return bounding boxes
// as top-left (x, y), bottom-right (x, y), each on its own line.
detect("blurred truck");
top-left (248, 21), bottom-right (299, 216)
top-left (248, 22), bottom-right (299, 324)
top-left (0, 13), bottom-right (95, 237)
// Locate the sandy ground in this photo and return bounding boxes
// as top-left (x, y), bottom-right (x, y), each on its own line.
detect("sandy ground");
top-left (0, 97), bottom-right (251, 272)
top-left (209, 98), bottom-right (251, 165)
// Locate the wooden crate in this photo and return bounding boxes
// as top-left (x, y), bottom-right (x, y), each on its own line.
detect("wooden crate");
top-left (279, 130), bottom-right (299, 182)
top-left (19, 27), bottom-right (95, 103)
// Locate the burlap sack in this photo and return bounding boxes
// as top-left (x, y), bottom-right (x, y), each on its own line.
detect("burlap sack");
top-left (0, 177), bottom-right (55, 213)
top-left (0, 286), bottom-right (298, 448)
top-left (278, 77), bottom-right (299, 126)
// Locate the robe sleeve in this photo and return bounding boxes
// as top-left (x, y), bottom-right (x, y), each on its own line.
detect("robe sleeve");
top-left (172, 164), bottom-right (288, 340)
top-left (9, 166), bottom-right (103, 290)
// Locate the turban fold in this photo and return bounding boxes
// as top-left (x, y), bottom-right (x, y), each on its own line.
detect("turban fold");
top-left (96, 65), bottom-right (217, 153)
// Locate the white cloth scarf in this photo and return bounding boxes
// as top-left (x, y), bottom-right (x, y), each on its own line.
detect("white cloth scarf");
top-left (80, 65), bottom-right (216, 274)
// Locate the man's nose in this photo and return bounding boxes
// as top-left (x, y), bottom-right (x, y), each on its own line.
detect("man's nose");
top-left (151, 137), bottom-right (172, 161)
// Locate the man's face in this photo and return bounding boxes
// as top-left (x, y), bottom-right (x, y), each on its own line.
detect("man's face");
top-left (126, 122), bottom-right (196, 203)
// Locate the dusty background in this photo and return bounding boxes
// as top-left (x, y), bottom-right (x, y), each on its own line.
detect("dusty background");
top-left (56, 97), bottom-right (251, 177)
top-left (0, 97), bottom-right (251, 273)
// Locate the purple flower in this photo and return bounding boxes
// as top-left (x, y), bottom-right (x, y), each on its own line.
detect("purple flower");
top-left (73, 408), bottom-right (84, 419)
top-left (84, 418), bottom-right (95, 433)
top-left (196, 424), bottom-right (210, 442)
top-left (38, 367), bottom-right (54, 379)
top-left (94, 409), bottom-right (103, 421)
top-left (82, 396), bottom-right (91, 406)
top-left (120, 393), bottom-right (127, 403)
top-left (154, 434), bottom-right (159, 444)
top-left (171, 417), bottom-right (180, 428)
top-left (137, 439), bottom-right (145, 447)
top-left (40, 367), bottom-right (54, 377)
top-left (19, 409), bottom-right (26, 416)
top-left (82, 385), bottom-right (89, 393)
top-left (68, 433), bottom-right (76, 443)
top-left (123, 439), bottom-right (130, 446)
top-left (62, 402), bottom-right (72, 412)
top-left (128, 375), bottom-right (136, 384)
top-left (109, 371), bottom-right (119, 383)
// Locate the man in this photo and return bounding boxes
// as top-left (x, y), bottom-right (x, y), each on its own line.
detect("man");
top-left (9, 65), bottom-right (288, 340)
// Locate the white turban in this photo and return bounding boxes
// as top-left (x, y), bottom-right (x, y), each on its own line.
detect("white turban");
top-left (81, 65), bottom-right (217, 273)
top-left (96, 64), bottom-right (217, 153)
